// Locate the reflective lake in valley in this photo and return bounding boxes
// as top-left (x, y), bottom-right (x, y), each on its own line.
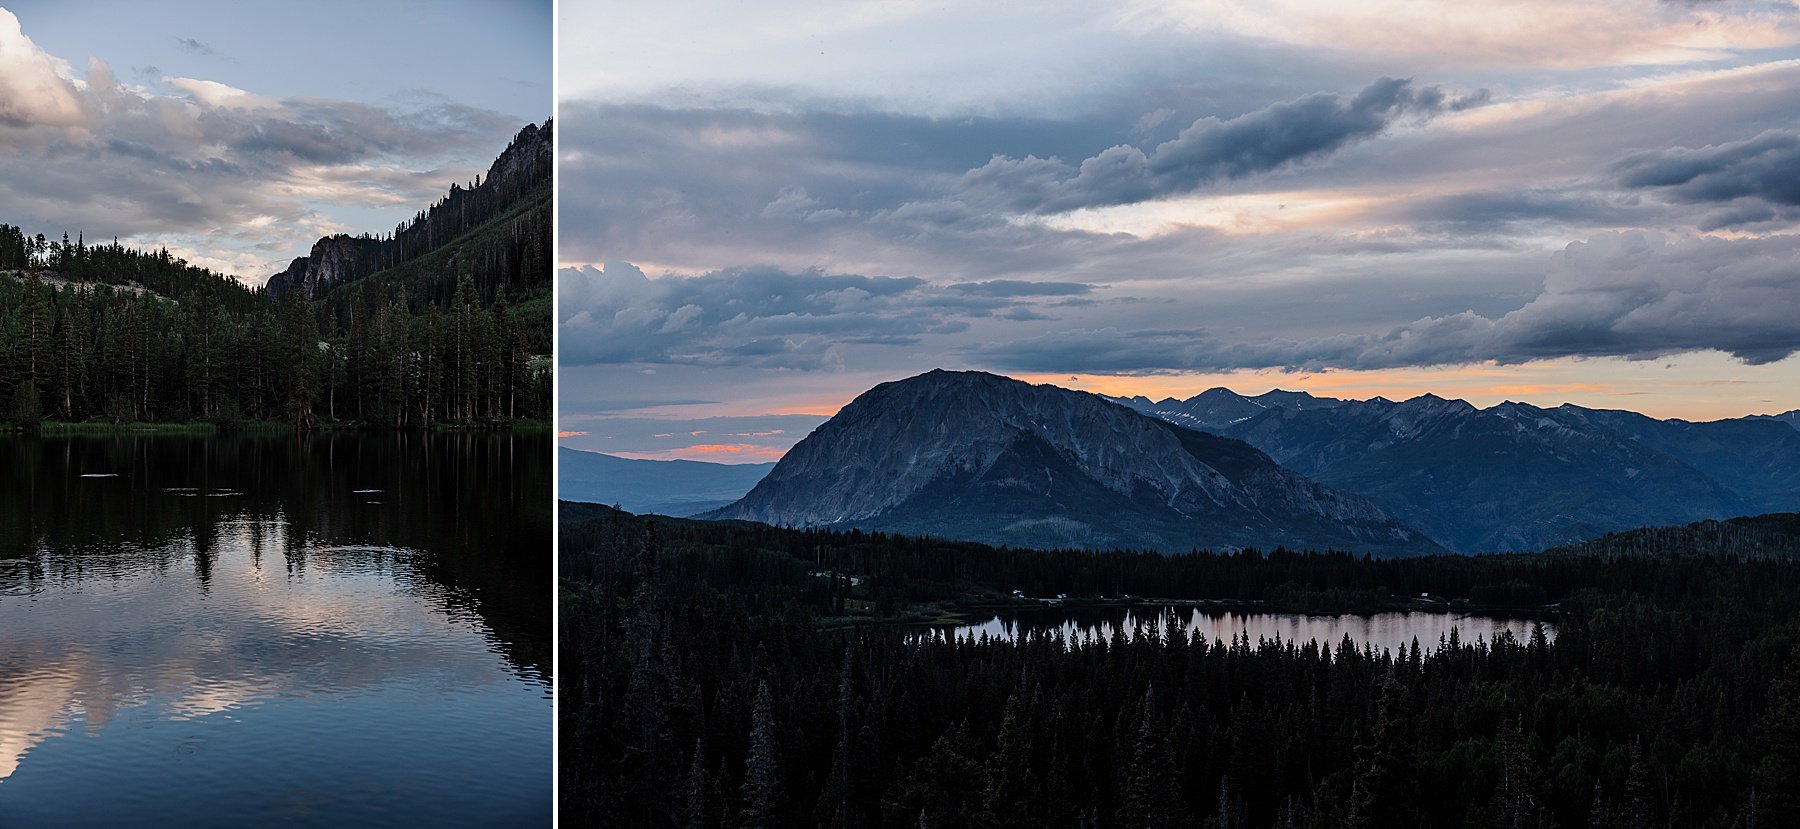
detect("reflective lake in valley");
top-left (933, 606), bottom-right (1554, 656)
top-left (0, 432), bottom-right (550, 828)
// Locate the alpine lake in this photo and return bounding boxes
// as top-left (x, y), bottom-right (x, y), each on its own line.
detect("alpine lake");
top-left (0, 432), bottom-right (550, 828)
top-left (930, 605), bottom-right (1554, 656)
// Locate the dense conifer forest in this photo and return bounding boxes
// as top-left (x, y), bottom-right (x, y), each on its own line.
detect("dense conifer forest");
top-left (0, 177), bottom-right (549, 429)
top-left (560, 503), bottom-right (1800, 828)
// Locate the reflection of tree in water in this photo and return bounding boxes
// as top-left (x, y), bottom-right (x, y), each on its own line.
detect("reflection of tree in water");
top-left (0, 432), bottom-right (551, 682)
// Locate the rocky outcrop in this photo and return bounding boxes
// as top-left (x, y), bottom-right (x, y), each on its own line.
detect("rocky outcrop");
top-left (263, 119), bottom-right (552, 300)
top-left (264, 235), bottom-right (386, 299)
top-left (709, 370), bottom-right (1438, 556)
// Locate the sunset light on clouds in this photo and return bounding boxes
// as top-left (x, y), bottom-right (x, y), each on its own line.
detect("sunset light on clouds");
top-left (559, 0), bottom-right (1800, 463)
top-left (0, 1), bottom-right (548, 285)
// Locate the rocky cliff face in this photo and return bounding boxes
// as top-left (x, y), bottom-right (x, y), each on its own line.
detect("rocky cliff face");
top-left (709, 370), bottom-right (1437, 556)
top-left (263, 119), bottom-right (552, 300)
top-left (264, 235), bottom-right (385, 300)
top-left (1115, 388), bottom-right (1800, 551)
top-left (482, 121), bottom-right (551, 198)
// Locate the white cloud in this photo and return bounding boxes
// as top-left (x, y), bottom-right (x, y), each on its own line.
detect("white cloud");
top-left (0, 9), bottom-right (84, 128)
top-left (0, 11), bottom-right (516, 285)
top-left (167, 77), bottom-right (277, 110)
top-left (1109, 0), bottom-right (1800, 69)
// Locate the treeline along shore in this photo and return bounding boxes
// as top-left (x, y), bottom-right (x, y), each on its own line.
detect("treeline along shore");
top-left (0, 217), bottom-right (547, 432)
top-left (0, 122), bottom-right (552, 433)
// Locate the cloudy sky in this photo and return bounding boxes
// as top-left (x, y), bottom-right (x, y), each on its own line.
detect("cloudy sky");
top-left (559, 0), bottom-right (1800, 463)
top-left (0, 0), bottom-right (549, 283)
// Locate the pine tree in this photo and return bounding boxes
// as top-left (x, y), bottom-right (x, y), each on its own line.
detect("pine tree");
top-left (1346, 674), bottom-right (1422, 829)
top-left (279, 291), bottom-right (320, 428)
top-left (1116, 685), bottom-right (1187, 828)
top-left (741, 681), bottom-right (781, 829)
top-left (1755, 648), bottom-right (1800, 825)
top-left (684, 739), bottom-right (713, 829)
top-left (820, 650), bottom-right (858, 829)
top-left (19, 274), bottom-right (49, 395)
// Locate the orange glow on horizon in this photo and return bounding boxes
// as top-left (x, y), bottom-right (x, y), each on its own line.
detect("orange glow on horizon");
top-left (1009, 366), bottom-right (1596, 405)
top-left (614, 443), bottom-right (788, 463)
top-left (1013, 354), bottom-right (1799, 421)
top-left (768, 391), bottom-right (848, 418)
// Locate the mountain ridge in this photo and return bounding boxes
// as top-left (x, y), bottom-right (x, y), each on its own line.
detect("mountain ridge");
top-left (708, 370), bottom-right (1439, 556)
top-left (1113, 387), bottom-right (1800, 551)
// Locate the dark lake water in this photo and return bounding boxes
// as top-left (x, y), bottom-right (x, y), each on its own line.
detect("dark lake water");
top-left (933, 606), bottom-right (1554, 656)
top-left (0, 432), bottom-right (551, 828)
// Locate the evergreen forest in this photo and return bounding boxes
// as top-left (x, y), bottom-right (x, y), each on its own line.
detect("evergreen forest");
top-left (560, 503), bottom-right (1800, 828)
top-left (0, 125), bottom-right (551, 430)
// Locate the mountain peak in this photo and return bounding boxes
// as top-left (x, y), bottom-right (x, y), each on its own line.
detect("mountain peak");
top-left (711, 371), bottom-right (1437, 555)
top-left (1405, 392), bottom-right (1475, 412)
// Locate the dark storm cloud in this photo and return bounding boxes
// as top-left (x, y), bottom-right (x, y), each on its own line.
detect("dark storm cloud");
top-left (975, 233), bottom-right (1800, 372)
top-left (959, 78), bottom-right (1488, 213)
top-left (1615, 130), bottom-right (1800, 214)
top-left (557, 262), bottom-right (1089, 369)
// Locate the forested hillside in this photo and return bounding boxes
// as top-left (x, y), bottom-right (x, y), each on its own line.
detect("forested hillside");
top-left (0, 122), bottom-right (552, 429)
top-left (561, 504), bottom-right (1800, 828)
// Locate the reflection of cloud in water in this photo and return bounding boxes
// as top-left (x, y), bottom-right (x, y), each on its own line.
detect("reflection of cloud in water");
top-left (0, 519), bottom-right (536, 784)
top-left (0, 659), bottom-right (82, 784)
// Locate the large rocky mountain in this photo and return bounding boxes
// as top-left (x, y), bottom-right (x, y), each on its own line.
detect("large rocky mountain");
top-left (1113, 388), bottom-right (1800, 552)
top-left (266, 120), bottom-right (552, 300)
top-left (708, 370), bottom-right (1439, 556)
top-left (559, 448), bottom-right (772, 517)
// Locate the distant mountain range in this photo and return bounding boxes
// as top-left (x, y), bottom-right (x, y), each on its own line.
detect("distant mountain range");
top-left (559, 448), bottom-right (772, 517)
top-left (707, 370), bottom-right (1439, 556)
top-left (1111, 388), bottom-right (1800, 551)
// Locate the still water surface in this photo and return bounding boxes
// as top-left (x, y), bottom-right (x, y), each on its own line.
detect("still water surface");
top-left (936, 606), bottom-right (1554, 656)
top-left (0, 433), bottom-right (550, 828)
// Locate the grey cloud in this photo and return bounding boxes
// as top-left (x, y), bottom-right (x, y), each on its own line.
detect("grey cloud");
top-left (0, 65), bottom-right (515, 278)
top-left (975, 327), bottom-right (1223, 374)
top-left (959, 78), bottom-right (1487, 213)
top-left (1389, 188), bottom-right (1657, 231)
top-left (174, 37), bottom-right (216, 56)
top-left (563, 89), bottom-right (1484, 280)
top-left (947, 280), bottom-right (1096, 297)
top-left (557, 262), bottom-right (1086, 369)
top-left (976, 233), bottom-right (1800, 372)
top-left (1615, 130), bottom-right (1800, 217)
